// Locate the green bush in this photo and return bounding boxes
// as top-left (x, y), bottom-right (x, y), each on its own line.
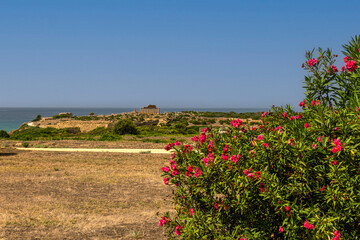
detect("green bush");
top-left (160, 36), bottom-right (360, 239)
top-left (113, 119), bottom-right (138, 135)
top-left (98, 133), bottom-right (122, 141)
top-left (160, 105), bottom-right (360, 239)
top-left (22, 142), bottom-right (29, 148)
top-left (31, 114), bottom-right (42, 122)
top-left (0, 130), bottom-right (10, 138)
top-left (52, 114), bottom-right (72, 119)
top-left (87, 127), bottom-right (109, 136)
top-left (303, 35), bottom-right (360, 108)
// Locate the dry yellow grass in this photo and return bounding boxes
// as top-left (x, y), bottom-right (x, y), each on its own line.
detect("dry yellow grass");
top-left (0, 145), bottom-right (172, 239)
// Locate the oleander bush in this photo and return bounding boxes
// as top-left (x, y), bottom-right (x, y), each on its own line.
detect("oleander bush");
top-left (159, 36), bottom-right (360, 239)
top-left (160, 105), bottom-right (360, 239)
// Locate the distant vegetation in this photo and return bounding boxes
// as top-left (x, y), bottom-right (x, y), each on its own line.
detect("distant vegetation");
top-left (6, 111), bottom-right (263, 141)
top-left (113, 119), bottom-right (138, 135)
top-left (31, 114), bottom-right (42, 122)
top-left (0, 130), bottom-right (10, 139)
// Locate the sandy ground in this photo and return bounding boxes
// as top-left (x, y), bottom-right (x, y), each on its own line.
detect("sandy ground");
top-left (0, 143), bottom-right (173, 239)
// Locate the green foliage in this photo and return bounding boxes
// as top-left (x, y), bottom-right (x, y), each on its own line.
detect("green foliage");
top-left (52, 114), bottom-right (72, 119)
top-left (98, 133), bottom-right (122, 141)
top-left (160, 105), bottom-right (360, 239)
top-left (73, 115), bottom-right (100, 121)
top-left (0, 130), bottom-right (10, 138)
top-left (31, 114), bottom-right (42, 122)
top-left (303, 35), bottom-right (360, 108)
top-left (22, 142), bottom-right (29, 148)
top-left (113, 119), bottom-right (138, 135)
top-left (87, 127), bottom-right (109, 136)
top-left (10, 127), bottom-right (79, 140)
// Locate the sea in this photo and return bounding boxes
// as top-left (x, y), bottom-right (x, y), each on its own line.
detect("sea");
top-left (0, 107), bottom-right (269, 132)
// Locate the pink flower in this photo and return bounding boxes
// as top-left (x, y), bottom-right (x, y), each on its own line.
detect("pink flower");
top-left (261, 112), bottom-right (268, 118)
top-left (158, 216), bottom-right (168, 226)
top-left (202, 157), bottom-right (209, 167)
top-left (230, 155), bottom-right (240, 163)
top-left (164, 143), bottom-right (175, 151)
top-left (312, 144), bottom-right (317, 149)
top-left (225, 205), bottom-right (229, 211)
top-left (202, 128), bottom-right (207, 133)
top-left (285, 206), bottom-right (290, 211)
top-left (223, 145), bottom-right (229, 152)
top-left (346, 60), bottom-right (357, 71)
top-left (243, 169), bottom-right (249, 175)
top-left (334, 138), bottom-right (341, 146)
top-left (207, 140), bottom-right (214, 151)
top-left (214, 203), bottom-right (219, 210)
top-left (175, 141), bottom-right (181, 146)
top-left (162, 166), bottom-right (170, 172)
top-left (279, 226), bottom-right (284, 233)
top-left (304, 123), bottom-right (309, 128)
top-left (307, 58), bottom-right (318, 67)
top-left (221, 153), bottom-right (228, 161)
top-left (346, 60), bottom-right (357, 72)
top-left (187, 166), bottom-right (193, 172)
top-left (334, 127), bottom-right (339, 131)
top-left (175, 225), bottom-right (182, 235)
top-left (356, 107), bottom-right (359, 112)
top-left (319, 185), bottom-right (326, 191)
top-left (332, 230), bottom-right (341, 240)
top-left (191, 135), bottom-right (198, 142)
top-left (199, 133), bottom-right (206, 143)
top-left (163, 177), bottom-right (170, 185)
top-left (194, 168), bottom-right (202, 178)
top-left (230, 118), bottom-right (242, 128)
top-left (263, 143), bottom-right (269, 148)
top-left (344, 56), bottom-right (350, 62)
top-left (299, 100), bottom-right (305, 107)
top-left (258, 135), bottom-right (263, 141)
top-left (304, 220), bottom-right (314, 229)
top-left (328, 65), bottom-right (338, 73)
top-left (171, 169), bottom-right (180, 176)
top-left (283, 112), bottom-right (287, 118)
top-left (318, 136), bottom-right (324, 142)
top-left (341, 66), bottom-right (345, 72)
top-left (185, 171), bottom-right (192, 177)
top-left (190, 208), bottom-right (194, 215)
top-left (330, 160), bottom-right (338, 165)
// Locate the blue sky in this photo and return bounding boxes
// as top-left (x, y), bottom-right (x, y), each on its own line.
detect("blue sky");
top-left (1, 0), bottom-right (359, 108)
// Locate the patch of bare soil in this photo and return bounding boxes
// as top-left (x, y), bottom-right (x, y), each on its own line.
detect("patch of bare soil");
top-left (0, 146), bottom-right (172, 239)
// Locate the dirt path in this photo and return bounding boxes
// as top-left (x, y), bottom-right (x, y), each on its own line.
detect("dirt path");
top-left (16, 147), bottom-right (172, 154)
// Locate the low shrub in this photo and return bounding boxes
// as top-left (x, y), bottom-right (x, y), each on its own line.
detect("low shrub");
top-left (31, 114), bottom-right (42, 122)
top-left (98, 133), bottom-right (122, 141)
top-left (113, 119), bottom-right (138, 135)
top-left (0, 130), bottom-right (10, 138)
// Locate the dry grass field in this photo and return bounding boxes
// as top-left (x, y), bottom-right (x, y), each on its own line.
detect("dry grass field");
top-left (0, 141), bottom-right (173, 239)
